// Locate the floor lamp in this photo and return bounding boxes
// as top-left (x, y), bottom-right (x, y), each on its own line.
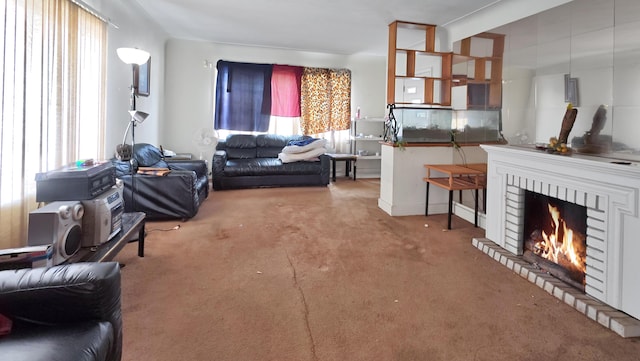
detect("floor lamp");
top-left (117, 47), bottom-right (150, 213)
top-left (116, 47), bottom-right (151, 158)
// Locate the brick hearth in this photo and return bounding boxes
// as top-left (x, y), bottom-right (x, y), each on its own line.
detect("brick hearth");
top-left (472, 238), bottom-right (640, 337)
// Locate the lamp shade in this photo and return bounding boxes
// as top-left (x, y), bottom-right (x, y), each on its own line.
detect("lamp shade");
top-left (117, 47), bottom-right (150, 65)
top-left (129, 110), bottom-right (149, 123)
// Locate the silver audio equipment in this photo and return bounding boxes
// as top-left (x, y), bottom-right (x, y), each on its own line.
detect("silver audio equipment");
top-left (27, 201), bottom-right (84, 265)
top-left (81, 183), bottom-right (124, 247)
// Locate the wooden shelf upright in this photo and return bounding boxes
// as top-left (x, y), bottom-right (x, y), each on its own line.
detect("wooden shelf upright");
top-left (455, 32), bottom-right (505, 109)
top-left (387, 21), bottom-right (452, 107)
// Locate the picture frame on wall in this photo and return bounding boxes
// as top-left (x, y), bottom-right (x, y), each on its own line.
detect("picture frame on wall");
top-left (134, 58), bottom-right (150, 97)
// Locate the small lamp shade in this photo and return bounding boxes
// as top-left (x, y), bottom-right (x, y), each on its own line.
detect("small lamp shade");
top-left (117, 47), bottom-right (150, 65)
top-left (129, 110), bottom-right (149, 123)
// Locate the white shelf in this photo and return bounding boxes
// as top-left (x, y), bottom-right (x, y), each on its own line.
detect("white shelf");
top-left (350, 117), bottom-right (384, 178)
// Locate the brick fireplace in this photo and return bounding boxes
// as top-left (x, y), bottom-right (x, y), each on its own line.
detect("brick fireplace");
top-left (477, 144), bottom-right (640, 337)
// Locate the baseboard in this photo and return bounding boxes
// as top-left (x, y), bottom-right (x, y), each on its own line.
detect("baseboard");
top-left (453, 202), bottom-right (487, 229)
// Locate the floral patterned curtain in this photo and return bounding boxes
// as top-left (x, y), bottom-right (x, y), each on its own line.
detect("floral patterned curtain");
top-left (300, 68), bottom-right (351, 135)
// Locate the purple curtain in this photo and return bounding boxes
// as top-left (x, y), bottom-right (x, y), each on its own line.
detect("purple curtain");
top-left (214, 60), bottom-right (273, 132)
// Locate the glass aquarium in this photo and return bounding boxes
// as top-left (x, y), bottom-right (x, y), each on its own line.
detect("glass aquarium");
top-left (391, 107), bottom-right (502, 143)
top-left (453, 109), bottom-right (502, 143)
top-left (395, 107), bottom-right (452, 142)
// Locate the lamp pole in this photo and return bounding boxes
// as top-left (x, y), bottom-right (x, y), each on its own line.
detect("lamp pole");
top-left (117, 47), bottom-right (150, 213)
top-left (129, 82), bottom-right (136, 172)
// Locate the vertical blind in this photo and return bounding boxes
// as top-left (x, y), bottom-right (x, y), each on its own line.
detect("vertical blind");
top-left (0, 0), bottom-right (106, 248)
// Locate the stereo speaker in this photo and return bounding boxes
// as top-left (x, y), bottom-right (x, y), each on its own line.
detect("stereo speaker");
top-left (27, 201), bottom-right (84, 265)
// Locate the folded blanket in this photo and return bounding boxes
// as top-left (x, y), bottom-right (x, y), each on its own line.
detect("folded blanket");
top-left (282, 138), bottom-right (327, 154)
top-left (278, 147), bottom-right (326, 163)
top-left (288, 137), bottom-right (319, 147)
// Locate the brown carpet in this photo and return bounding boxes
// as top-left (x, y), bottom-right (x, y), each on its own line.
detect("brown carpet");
top-left (115, 179), bottom-right (640, 361)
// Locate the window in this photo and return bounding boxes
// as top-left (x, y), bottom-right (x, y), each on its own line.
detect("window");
top-left (214, 61), bottom-right (273, 133)
top-left (0, 0), bottom-right (107, 248)
top-left (213, 60), bottom-right (351, 152)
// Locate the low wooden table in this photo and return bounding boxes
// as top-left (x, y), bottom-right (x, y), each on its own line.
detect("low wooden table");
top-left (424, 164), bottom-right (486, 229)
top-left (326, 153), bottom-right (357, 181)
top-left (68, 212), bottom-right (146, 263)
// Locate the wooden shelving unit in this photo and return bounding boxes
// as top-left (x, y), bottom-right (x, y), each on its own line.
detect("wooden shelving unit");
top-left (453, 32), bottom-right (505, 109)
top-left (387, 21), bottom-right (452, 106)
top-left (387, 21), bottom-right (504, 110)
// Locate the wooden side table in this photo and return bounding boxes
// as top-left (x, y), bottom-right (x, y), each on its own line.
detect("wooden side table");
top-left (326, 153), bottom-right (357, 181)
top-left (423, 164), bottom-right (486, 229)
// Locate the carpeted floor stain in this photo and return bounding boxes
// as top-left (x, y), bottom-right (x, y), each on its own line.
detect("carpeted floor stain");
top-left (115, 180), bottom-right (640, 361)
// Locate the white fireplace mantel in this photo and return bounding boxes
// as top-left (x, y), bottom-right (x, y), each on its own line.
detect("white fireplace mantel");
top-left (481, 144), bottom-right (640, 320)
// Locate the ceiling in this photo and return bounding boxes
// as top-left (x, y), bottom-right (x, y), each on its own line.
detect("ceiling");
top-left (133, 0), bottom-right (502, 56)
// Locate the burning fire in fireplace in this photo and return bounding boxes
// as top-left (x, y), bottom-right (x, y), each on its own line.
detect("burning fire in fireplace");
top-left (534, 204), bottom-right (587, 275)
top-left (524, 192), bottom-right (587, 289)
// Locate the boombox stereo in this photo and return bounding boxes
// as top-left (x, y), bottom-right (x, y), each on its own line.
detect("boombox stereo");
top-left (27, 201), bottom-right (84, 265)
top-left (81, 183), bottom-right (124, 247)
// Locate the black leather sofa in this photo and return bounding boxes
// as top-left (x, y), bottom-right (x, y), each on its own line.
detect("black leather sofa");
top-left (212, 134), bottom-right (330, 190)
top-left (0, 262), bottom-right (122, 361)
top-left (112, 143), bottom-right (209, 220)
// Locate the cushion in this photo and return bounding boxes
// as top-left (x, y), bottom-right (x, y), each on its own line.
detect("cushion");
top-left (227, 148), bottom-right (257, 159)
top-left (1, 321), bottom-right (113, 361)
top-left (282, 138), bottom-right (327, 154)
top-left (223, 158), bottom-right (322, 176)
top-left (257, 146), bottom-right (283, 158)
top-left (226, 134), bottom-right (257, 148)
top-left (256, 134), bottom-right (289, 148)
top-left (133, 143), bottom-right (169, 168)
top-left (278, 147), bottom-right (326, 163)
top-left (257, 134), bottom-right (290, 158)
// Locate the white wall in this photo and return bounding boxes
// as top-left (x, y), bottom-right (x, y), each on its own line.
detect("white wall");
top-left (378, 145), bottom-right (487, 216)
top-left (162, 39), bottom-right (387, 158)
top-left (445, 0), bottom-right (573, 43)
top-left (82, 0), bottom-right (169, 156)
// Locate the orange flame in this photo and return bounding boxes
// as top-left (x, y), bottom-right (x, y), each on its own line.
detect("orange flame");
top-left (534, 204), bottom-right (586, 274)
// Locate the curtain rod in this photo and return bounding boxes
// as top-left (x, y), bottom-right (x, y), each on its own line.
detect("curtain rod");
top-left (70, 0), bottom-right (120, 28)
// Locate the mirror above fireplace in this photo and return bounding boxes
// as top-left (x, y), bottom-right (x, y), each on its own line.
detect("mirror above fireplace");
top-left (475, 0), bottom-right (640, 162)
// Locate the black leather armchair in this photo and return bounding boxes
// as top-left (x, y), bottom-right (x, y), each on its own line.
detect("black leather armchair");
top-left (112, 143), bottom-right (209, 220)
top-left (0, 262), bottom-right (122, 361)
